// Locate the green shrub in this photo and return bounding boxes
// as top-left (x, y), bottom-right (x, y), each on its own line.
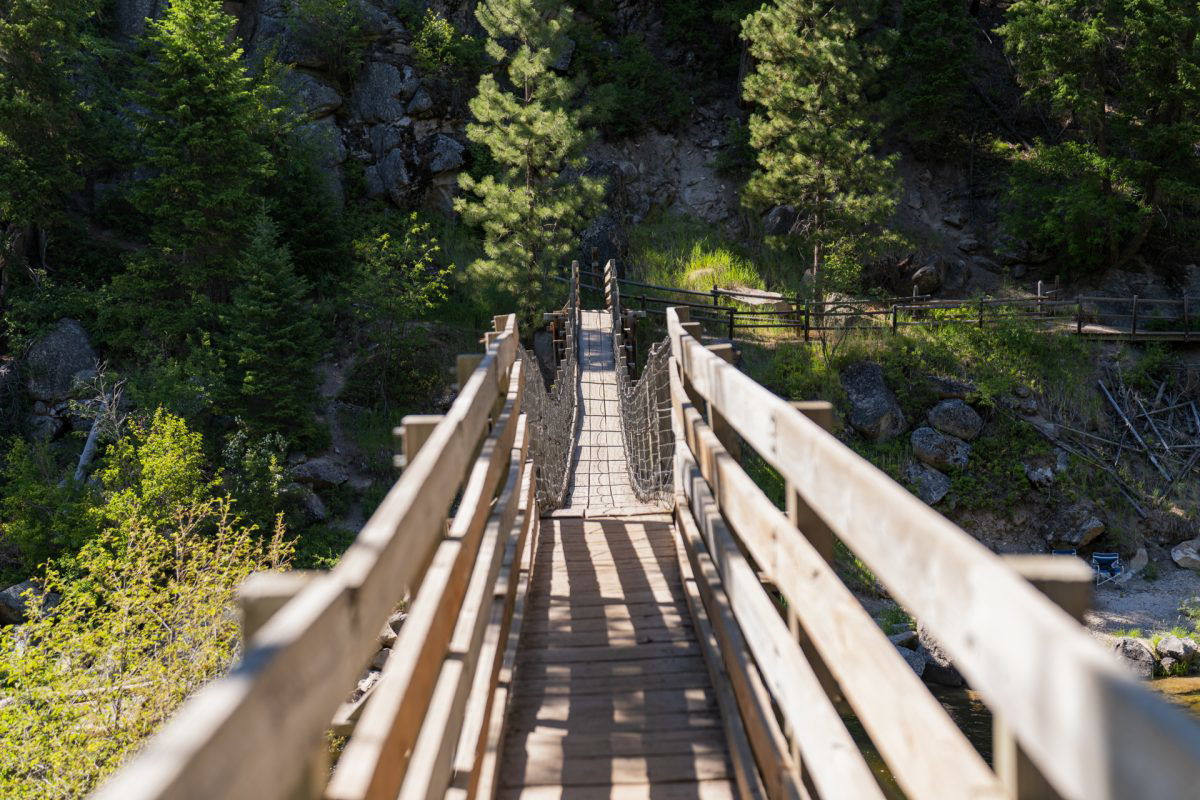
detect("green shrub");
top-left (0, 439), bottom-right (98, 571)
top-left (585, 36), bottom-right (691, 137)
top-left (713, 119), bottom-right (755, 180)
top-left (412, 9), bottom-right (485, 84)
top-left (629, 214), bottom-right (765, 291)
top-left (886, 0), bottom-right (973, 151)
top-left (286, 0), bottom-right (371, 88)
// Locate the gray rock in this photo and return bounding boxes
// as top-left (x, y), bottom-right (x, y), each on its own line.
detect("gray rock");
top-left (917, 626), bottom-right (964, 686)
top-left (422, 133), bottom-right (465, 174)
top-left (1049, 501), bottom-right (1107, 549)
top-left (371, 647), bottom-right (392, 671)
top-left (0, 580), bottom-right (59, 625)
top-left (296, 116), bottom-right (346, 166)
top-left (897, 645), bottom-right (926, 677)
top-left (942, 212), bottom-right (966, 229)
top-left (1156, 636), bottom-right (1198, 664)
top-left (1010, 263), bottom-right (1028, 279)
top-left (911, 427), bottom-right (970, 471)
top-left (943, 259), bottom-right (970, 291)
top-left (24, 319), bottom-right (97, 402)
top-left (906, 190), bottom-right (923, 210)
top-left (26, 413), bottom-right (65, 442)
top-left (368, 124), bottom-right (405, 159)
top-left (973, 257), bottom-right (1003, 274)
top-left (1112, 638), bottom-right (1155, 680)
top-left (927, 399), bottom-right (983, 442)
top-left (579, 213), bottom-right (628, 268)
top-left (406, 87), bottom-right (434, 117)
top-left (292, 457), bottom-right (349, 488)
top-left (374, 149), bottom-right (413, 206)
top-left (283, 69), bottom-right (342, 117)
top-left (928, 376), bottom-right (975, 400)
top-left (957, 236), bottom-right (981, 253)
top-left (911, 263), bottom-right (942, 295)
top-left (840, 362), bottom-right (906, 442)
top-left (302, 490), bottom-right (329, 522)
top-left (115, 0), bottom-right (162, 39)
top-left (1172, 538), bottom-right (1200, 570)
top-left (551, 37), bottom-right (576, 72)
top-left (1160, 656), bottom-right (1180, 674)
top-left (905, 461), bottom-right (951, 505)
top-left (763, 205), bottom-right (797, 236)
top-left (354, 62), bottom-right (408, 123)
top-left (889, 630), bottom-right (918, 649)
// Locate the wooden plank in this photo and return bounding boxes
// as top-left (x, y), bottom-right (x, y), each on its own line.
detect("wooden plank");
top-left (327, 359), bottom-right (525, 800)
top-left (525, 601), bottom-right (691, 623)
top-left (450, 462), bottom-right (537, 800)
top-left (399, 418), bottom-right (531, 800)
top-left (506, 686), bottom-right (716, 716)
top-left (508, 711), bottom-right (724, 735)
top-left (509, 670), bottom-right (714, 696)
top-left (524, 612), bottom-right (691, 635)
top-left (516, 640), bottom-right (702, 665)
top-left (503, 752), bottom-right (731, 788)
top-left (510, 729), bottom-right (727, 759)
top-left (673, 501), bottom-right (802, 800)
top-left (670, 361), bottom-right (1001, 800)
top-left (666, 308), bottom-right (1200, 799)
top-left (521, 627), bottom-right (696, 649)
top-left (674, 442), bottom-right (885, 800)
top-left (496, 779), bottom-right (737, 800)
top-left (93, 319), bottom-right (521, 800)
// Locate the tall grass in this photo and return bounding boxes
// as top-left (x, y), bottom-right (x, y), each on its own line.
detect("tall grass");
top-left (629, 213), bottom-right (767, 291)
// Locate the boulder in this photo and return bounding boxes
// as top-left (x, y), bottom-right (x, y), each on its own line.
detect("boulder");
top-left (115, 0), bottom-right (162, 39)
top-left (942, 212), bottom-right (965, 229)
top-left (973, 257), bottom-right (1003, 274)
top-left (927, 399), bottom-right (983, 442)
top-left (957, 236), bottom-right (981, 254)
top-left (840, 362), bottom-right (906, 442)
top-left (910, 262), bottom-right (942, 295)
top-left (1111, 638), bottom-right (1156, 680)
top-left (763, 205), bottom-right (798, 236)
top-left (25, 413), bottom-right (65, 442)
top-left (579, 212), bottom-right (628, 268)
top-left (406, 87), bottom-right (435, 117)
top-left (24, 319), bottom-right (97, 403)
top-left (370, 647), bottom-right (392, 671)
top-left (283, 69), bottom-right (342, 117)
top-left (897, 645), bottom-right (926, 677)
top-left (551, 37), bottom-right (576, 72)
top-left (368, 149), bottom-right (413, 206)
top-left (943, 259), bottom-right (970, 292)
top-left (0, 580), bottom-right (59, 625)
top-left (421, 133), bottom-right (465, 174)
top-left (889, 630), bottom-right (918, 649)
top-left (353, 62), bottom-right (414, 123)
top-left (302, 490), bottom-right (329, 522)
top-left (1156, 636), bottom-right (1198, 664)
top-left (1172, 538), bottom-right (1200, 570)
top-left (928, 376), bottom-right (975, 400)
top-left (369, 124), bottom-right (405, 160)
top-left (292, 457), bottom-right (349, 488)
top-left (1010, 263), bottom-right (1028, 279)
top-left (911, 427), bottom-right (970, 471)
top-left (905, 461), bottom-right (951, 505)
top-left (917, 626), bottom-right (964, 686)
top-left (1048, 500), bottom-right (1106, 549)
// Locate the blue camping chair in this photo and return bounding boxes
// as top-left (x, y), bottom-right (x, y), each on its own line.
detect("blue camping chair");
top-left (1052, 548), bottom-right (1078, 557)
top-left (1091, 552), bottom-right (1124, 586)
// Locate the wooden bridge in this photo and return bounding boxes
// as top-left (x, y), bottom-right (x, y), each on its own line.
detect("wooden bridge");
top-left (96, 263), bottom-right (1200, 800)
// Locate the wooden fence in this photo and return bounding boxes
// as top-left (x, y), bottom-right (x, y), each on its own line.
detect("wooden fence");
top-left (94, 314), bottom-right (538, 800)
top-left (666, 305), bottom-right (1200, 799)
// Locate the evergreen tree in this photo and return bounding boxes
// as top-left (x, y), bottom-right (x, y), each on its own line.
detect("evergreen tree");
top-left (455, 0), bottom-right (604, 321)
top-left (888, 0), bottom-right (974, 150)
top-left (741, 0), bottom-right (899, 284)
top-left (1000, 0), bottom-right (1200, 271)
top-left (217, 215), bottom-right (320, 439)
top-left (120, 0), bottom-right (278, 344)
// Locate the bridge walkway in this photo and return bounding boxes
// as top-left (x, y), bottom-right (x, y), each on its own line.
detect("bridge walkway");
top-left (500, 308), bottom-right (733, 800)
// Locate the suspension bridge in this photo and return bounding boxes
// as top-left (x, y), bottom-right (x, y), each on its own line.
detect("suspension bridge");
top-left (96, 262), bottom-right (1200, 800)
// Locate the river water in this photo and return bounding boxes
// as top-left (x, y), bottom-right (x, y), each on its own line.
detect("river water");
top-left (843, 677), bottom-right (1200, 798)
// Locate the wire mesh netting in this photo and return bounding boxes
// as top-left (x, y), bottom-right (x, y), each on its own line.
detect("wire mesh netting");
top-left (521, 346), bottom-right (577, 511)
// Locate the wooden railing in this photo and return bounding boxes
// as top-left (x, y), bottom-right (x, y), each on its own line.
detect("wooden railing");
top-left (665, 305), bottom-right (1200, 800)
top-left (95, 314), bottom-right (538, 800)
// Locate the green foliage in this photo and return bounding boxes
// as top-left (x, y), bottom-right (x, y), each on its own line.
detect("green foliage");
top-left (886, 0), bottom-right (973, 150)
top-left (120, 0), bottom-right (280, 349)
top-left (0, 440), bottom-right (97, 571)
top-left (877, 604), bottom-right (914, 635)
top-left (347, 212), bottom-right (451, 410)
top-left (0, 0), bottom-right (108, 228)
top-left (1112, 627), bottom-right (1145, 638)
top-left (456, 0), bottom-right (605, 322)
top-left (216, 215), bottom-right (322, 440)
top-left (999, 0), bottom-right (1200, 271)
top-left (286, 0), bottom-right (371, 88)
top-left (0, 412), bottom-right (290, 799)
top-left (630, 213), bottom-right (765, 291)
top-left (946, 416), bottom-right (1050, 511)
top-left (660, 0), bottom-right (760, 80)
top-left (412, 9), bottom-right (486, 84)
top-left (582, 35), bottom-right (690, 137)
top-left (741, 0), bottom-right (900, 282)
top-left (219, 429), bottom-right (289, 532)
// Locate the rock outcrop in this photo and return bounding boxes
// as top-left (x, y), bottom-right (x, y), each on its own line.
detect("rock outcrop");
top-left (840, 362), bottom-right (906, 442)
top-left (1111, 638), bottom-right (1156, 680)
top-left (926, 399), bottom-right (983, 442)
top-left (1172, 538), bottom-right (1200, 570)
top-left (911, 426), bottom-right (970, 471)
top-left (905, 461), bottom-right (951, 505)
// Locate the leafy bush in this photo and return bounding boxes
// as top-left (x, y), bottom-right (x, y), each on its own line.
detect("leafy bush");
top-left (630, 214), bottom-right (765, 291)
top-left (886, 0), bottom-right (973, 150)
top-left (713, 119), bottom-right (755, 180)
top-left (0, 440), bottom-right (97, 571)
top-left (286, 0), bottom-right (371, 88)
top-left (412, 9), bottom-right (485, 84)
top-left (0, 409), bottom-right (292, 799)
top-left (584, 36), bottom-right (691, 137)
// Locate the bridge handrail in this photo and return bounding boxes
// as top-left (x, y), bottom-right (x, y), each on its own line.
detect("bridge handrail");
top-left (666, 306), bottom-right (1200, 800)
top-left (96, 315), bottom-right (532, 800)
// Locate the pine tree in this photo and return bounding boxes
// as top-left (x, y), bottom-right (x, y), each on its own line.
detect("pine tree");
top-left (125, 0), bottom-right (277, 330)
top-left (217, 215), bottom-right (321, 439)
top-left (455, 0), bottom-right (604, 321)
top-left (888, 0), bottom-right (974, 151)
top-left (999, 0), bottom-right (1200, 271)
top-left (741, 0), bottom-right (899, 285)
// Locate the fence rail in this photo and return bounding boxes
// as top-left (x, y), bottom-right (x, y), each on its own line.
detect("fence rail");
top-left (666, 304), bottom-right (1200, 799)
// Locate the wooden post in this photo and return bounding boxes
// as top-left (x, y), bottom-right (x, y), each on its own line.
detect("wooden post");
top-left (682, 321), bottom-right (703, 342)
top-left (395, 415), bottom-right (445, 470)
top-left (979, 296), bottom-right (985, 328)
top-left (1131, 295), bottom-right (1139, 336)
top-left (1185, 296), bottom-right (1190, 342)
top-left (456, 354), bottom-right (483, 391)
top-left (803, 304), bottom-right (811, 342)
top-left (1076, 298), bottom-right (1083, 334)
top-left (239, 571), bottom-right (327, 800)
top-left (727, 307), bottom-right (735, 341)
top-left (706, 344), bottom-right (741, 461)
top-left (891, 305), bottom-right (898, 335)
top-left (1036, 281), bottom-right (1043, 316)
top-left (675, 305), bottom-right (691, 323)
top-left (994, 555), bottom-right (1093, 800)
top-left (712, 284), bottom-right (719, 308)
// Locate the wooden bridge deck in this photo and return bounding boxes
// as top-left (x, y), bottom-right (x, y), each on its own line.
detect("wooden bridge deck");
top-left (499, 516), bottom-right (735, 800)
